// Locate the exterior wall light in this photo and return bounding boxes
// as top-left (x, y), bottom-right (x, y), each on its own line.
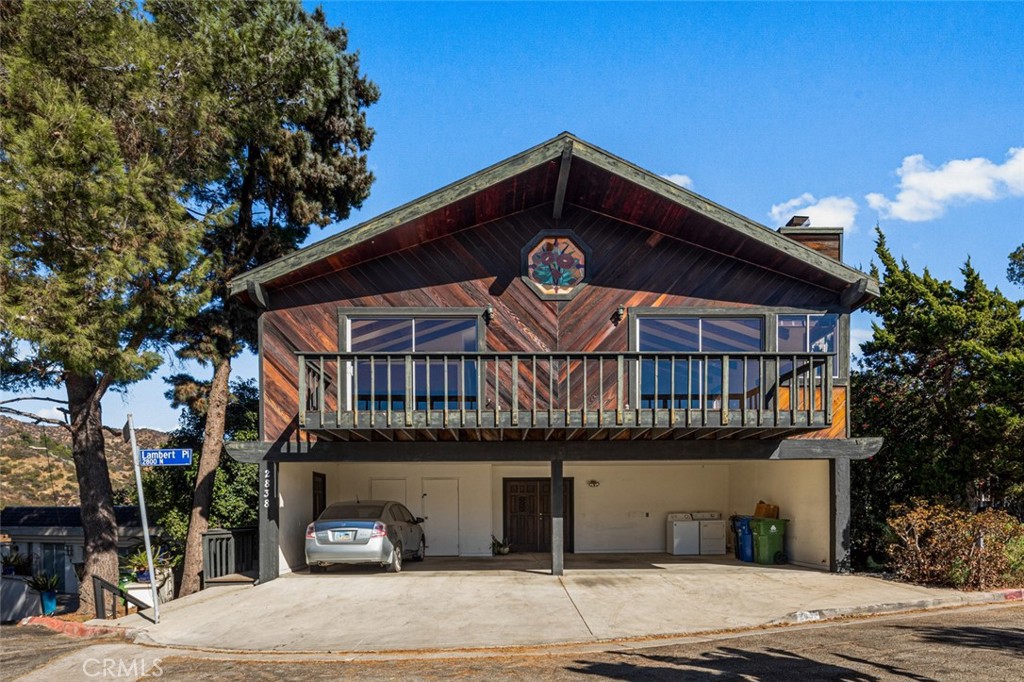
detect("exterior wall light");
top-left (587, 479), bottom-right (600, 488)
top-left (611, 305), bottom-right (626, 326)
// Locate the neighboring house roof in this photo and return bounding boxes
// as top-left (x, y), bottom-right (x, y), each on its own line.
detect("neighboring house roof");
top-left (0, 506), bottom-right (146, 530)
top-left (228, 132), bottom-right (879, 309)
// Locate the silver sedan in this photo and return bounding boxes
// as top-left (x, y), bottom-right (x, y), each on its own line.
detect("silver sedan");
top-left (305, 500), bottom-right (426, 573)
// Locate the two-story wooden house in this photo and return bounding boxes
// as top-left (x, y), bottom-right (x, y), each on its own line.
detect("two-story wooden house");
top-left (226, 133), bottom-right (882, 583)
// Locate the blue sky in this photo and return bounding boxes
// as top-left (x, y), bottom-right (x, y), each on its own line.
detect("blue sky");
top-left (8, 1), bottom-right (1023, 431)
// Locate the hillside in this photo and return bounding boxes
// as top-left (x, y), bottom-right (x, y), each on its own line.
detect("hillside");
top-left (0, 416), bottom-right (170, 508)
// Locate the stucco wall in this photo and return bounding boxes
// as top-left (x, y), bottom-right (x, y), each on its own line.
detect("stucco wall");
top-left (278, 459), bottom-right (831, 572)
top-left (727, 460), bottom-right (831, 569)
top-left (277, 462), bottom-right (331, 573)
top-left (491, 463), bottom-right (730, 553)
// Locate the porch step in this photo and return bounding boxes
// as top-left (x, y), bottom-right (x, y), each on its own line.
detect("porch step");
top-left (203, 571), bottom-right (257, 588)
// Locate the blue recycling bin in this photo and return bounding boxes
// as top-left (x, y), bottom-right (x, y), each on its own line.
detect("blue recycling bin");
top-left (733, 516), bottom-right (754, 562)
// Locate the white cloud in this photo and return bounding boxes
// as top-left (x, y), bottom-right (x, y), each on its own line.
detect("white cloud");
top-left (866, 147), bottom-right (1024, 222)
top-left (36, 406), bottom-right (66, 422)
top-left (661, 173), bottom-right (694, 189)
top-left (849, 327), bottom-right (874, 356)
top-left (768, 193), bottom-right (859, 232)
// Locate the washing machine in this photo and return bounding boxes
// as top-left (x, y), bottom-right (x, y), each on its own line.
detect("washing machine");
top-left (666, 512), bottom-right (699, 555)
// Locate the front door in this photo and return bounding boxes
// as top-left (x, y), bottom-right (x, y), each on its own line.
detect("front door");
top-left (312, 472), bottom-right (327, 521)
top-left (503, 478), bottom-right (573, 553)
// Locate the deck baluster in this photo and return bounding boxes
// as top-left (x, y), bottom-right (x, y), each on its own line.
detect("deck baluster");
top-left (511, 356), bottom-right (519, 426)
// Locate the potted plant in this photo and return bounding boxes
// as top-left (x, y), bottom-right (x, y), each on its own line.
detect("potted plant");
top-left (2, 552), bottom-right (32, 576)
top-left (26, 573), bottom-right (59, 616)
top-left (121, 545), bottom-right (174, 583)
top-left (491, 535), bottom-right (511, 556)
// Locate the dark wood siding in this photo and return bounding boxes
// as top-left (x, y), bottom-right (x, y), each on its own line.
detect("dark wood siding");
top-left (261, 204), bottom-right (841, 442)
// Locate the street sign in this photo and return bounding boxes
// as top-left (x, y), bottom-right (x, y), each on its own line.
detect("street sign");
top-left (139, 448), bottom-right (193, 467)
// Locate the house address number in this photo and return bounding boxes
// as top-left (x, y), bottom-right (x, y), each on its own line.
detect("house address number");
top-left (263, 466), bottom-right (271, 508)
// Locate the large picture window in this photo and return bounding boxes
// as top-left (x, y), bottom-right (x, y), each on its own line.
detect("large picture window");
top-left (777, 314), bottom-right (839, 378)
top-left (348, 316), bottom-right (479, 410)
top-left (636, 317), bottom-right (764, 409)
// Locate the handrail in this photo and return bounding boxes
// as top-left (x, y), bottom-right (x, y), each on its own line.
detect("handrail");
top-left (92, 575), bottom-right (156, 623)
top-left (296, 351), bottom-right (834, 432)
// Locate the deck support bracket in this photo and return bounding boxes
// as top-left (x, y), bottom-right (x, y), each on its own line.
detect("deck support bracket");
top-left (840, 278), bottom-right (869, 309)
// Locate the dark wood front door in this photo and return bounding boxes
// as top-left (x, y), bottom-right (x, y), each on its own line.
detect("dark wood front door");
top-left (503, 478), bottom-right (573, 553)
top-left (312, 472), bottom-right (327, 521)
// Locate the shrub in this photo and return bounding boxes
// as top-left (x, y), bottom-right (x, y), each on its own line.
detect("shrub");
top-left (887, 500), bottom-right (1024, 590)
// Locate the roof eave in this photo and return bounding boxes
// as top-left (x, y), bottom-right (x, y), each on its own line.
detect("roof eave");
top-left (227, 133), bottom-right (573, 298)
top-left (228, 132), bottom-right (879, 304)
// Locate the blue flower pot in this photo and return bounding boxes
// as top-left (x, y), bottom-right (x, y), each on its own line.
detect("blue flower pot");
top-left (40, 590), bottom-right (57, 616)
top-left (135, 569), bottom-right (151, 583)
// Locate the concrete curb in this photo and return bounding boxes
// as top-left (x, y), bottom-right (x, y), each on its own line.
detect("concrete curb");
top-left (21, 616), bottom-right (129, 640)
top-left (772, 588), bottom-right (1024, 625)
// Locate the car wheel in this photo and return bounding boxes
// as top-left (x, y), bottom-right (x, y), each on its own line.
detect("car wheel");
top-left (386, 542), bottom-right (403, 573)
top-left (309, 564), bottom-right (327, 574)
top-left (412, 537), bottom-right (426, 562)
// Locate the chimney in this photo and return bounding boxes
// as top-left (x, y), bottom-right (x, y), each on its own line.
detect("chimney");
top-left (778, 216), bottom-right (843, 261)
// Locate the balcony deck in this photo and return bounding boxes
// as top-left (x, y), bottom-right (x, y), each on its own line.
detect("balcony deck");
top-left (297, 352), bottom-right (834, 442)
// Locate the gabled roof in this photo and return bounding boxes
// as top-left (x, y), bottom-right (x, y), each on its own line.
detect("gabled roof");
top-left (229, 132), bottom-right (878, 307)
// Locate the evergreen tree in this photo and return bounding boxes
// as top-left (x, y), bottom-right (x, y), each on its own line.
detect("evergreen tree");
top-left (0, 0), bottom-right (210, 611)
top-left (850, 230), bottom-right (1024, 565)
top-left (148, 0), bottom-right (378, 596)
top-left (1009, 243), bottom-right (1024, 286)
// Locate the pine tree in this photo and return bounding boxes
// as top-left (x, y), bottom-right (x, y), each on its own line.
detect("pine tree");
top-left (148, 0), bottom-right (378, 596)
top-left (0, 0), bottom-right (210, 612)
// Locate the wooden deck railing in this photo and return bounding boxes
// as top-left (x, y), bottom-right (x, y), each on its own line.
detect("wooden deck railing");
top-left (296, 352), bottom-right (833, 432)
top-left (201, 526), bottom-right (258, 588)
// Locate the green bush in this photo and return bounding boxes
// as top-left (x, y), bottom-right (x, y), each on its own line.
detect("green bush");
top-left (887, 500), bottom-right (1024, 590)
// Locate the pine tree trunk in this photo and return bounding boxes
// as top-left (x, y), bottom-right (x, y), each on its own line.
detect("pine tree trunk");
top-left (66, 373), bottom-right (119, 616)
top-left (178, 357), bottom-right (232, 597)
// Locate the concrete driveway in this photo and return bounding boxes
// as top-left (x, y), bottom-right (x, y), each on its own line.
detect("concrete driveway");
top-left (109, 554), bottom-right (990, 653)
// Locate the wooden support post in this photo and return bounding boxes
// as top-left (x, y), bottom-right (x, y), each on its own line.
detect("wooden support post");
top-left (258, 460), bottom-right (279, 584)
top-left (551, 459), bottom-right (564, 576)
top-left (830, 458), bottom-right (851, 573)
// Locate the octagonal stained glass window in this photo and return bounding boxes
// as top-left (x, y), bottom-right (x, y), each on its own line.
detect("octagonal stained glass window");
top-left (521, 230), bottom-right (590, 300)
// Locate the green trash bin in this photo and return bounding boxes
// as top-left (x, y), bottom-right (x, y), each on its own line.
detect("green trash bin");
top-left (750, 517), bottom-right (788, 565)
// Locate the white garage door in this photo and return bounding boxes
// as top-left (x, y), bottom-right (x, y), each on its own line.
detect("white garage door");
top-left (422, 478), bottom-right (459, 556)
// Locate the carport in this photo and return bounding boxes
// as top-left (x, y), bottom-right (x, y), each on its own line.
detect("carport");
top-left (228, 438), bottom-right (880, 581)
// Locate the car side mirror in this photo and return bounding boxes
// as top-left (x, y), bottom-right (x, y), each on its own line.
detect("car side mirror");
top-left (414, 517), bottom-right (425, 524)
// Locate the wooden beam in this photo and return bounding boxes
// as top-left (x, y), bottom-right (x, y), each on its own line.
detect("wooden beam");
top-left (223, 437), bottom-right (883, 463)
top-left (552, 140), bottom-right (573, 220)
top-left (840, 278), bottom-right (870, 309)
top-left (246, 281), bottom-right (269, 309)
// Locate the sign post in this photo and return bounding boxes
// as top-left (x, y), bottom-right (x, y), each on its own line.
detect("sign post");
top-left (125, 414), bottom-right (160, 623)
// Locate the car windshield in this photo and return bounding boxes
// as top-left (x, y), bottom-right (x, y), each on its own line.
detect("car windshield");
top-left (323, 504), bottom-right (384, 520)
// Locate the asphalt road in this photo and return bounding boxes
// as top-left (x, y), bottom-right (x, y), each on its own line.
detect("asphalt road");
top-left (3, 603), bottom-right (1022, 681)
